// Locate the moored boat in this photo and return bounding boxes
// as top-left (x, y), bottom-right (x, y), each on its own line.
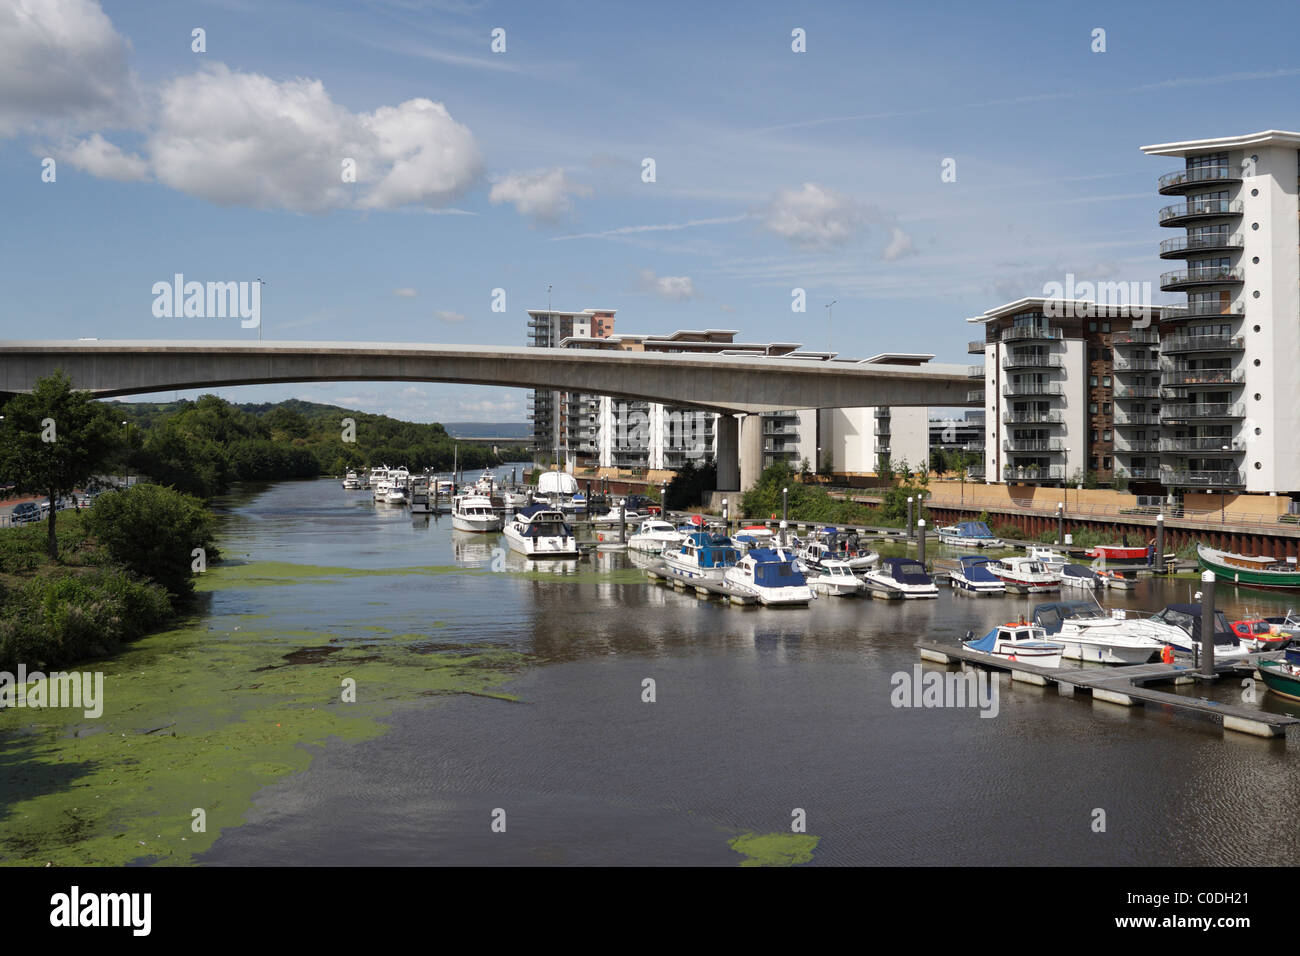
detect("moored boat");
top-left (503, 505), bottom-right (578, 558)
top-left (937, 521), bottom-right (1003, 549)
top-left (807, 558), bottom-right (867, 596)
top-left (1060, 564), bottom-right (1102, 590)
top-left (986, 556), bottom-right (1061, 593)
top-left (864, 557), bottom-right (939, 599)
top-left (1196, 543), bottom-right (1300, 590)
top-left (452, 493), bottom-right (504, 532)
top-left (965, 623), bottom-right (1064, 667)
top-left (627, 518), bottom-right (684, 554)
top-left (1257, 659), bottom-right (1300, 701)
top-left (723, 547), bottom-right (813, 606)
top-left (949, 555), bottom-right (1006, 595)
top-left (1029, 601), bottom-right (1163, 664)
top-left (662, 531), bottom-right (740, 585)
top-left (1088, 543), bottom-right (1153, 564)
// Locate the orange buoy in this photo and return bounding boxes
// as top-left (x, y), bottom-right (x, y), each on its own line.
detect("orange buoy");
top-left (1161, 645), bottom-right (1174, 665)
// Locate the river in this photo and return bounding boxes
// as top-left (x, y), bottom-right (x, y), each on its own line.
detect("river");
top-left (6, 470), bottom-right (1300, 866)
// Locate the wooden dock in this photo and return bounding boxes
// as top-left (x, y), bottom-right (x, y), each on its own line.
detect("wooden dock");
top-left (916, 640), bottom-right (1298, 739)
top-left (644, 563), bottom-right (758, 604)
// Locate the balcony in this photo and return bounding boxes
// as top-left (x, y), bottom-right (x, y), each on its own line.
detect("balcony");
top-left (1003, 439), bottom-right (1064, 453)
top-left (1157, 166), bottom-right (1240, 195)
top-left (874, 425), bottom-right (890, 437)
top-left (876, 445), bottom-right (891, 456)
top-left (1003, 410), bottom-right (1063, 424)
top-left (968, 339), bottom-right (987, 354)
top-left (1157, 199), bottom-right (1243, 226)
top-left (763, 424), bottom-right (797, 437)
top-left (1113, 329), bottom-right (1160, 346)
top-left (1000, 326), bottom-right (1063, 343)
top-left (874, 407), bottom-right (891, 418)
top-left (1115, 439), bottom-right (1162, 453)
top-left (1113, 357), bottom-right (1160, 371)
top-left (966, 390), bottom-right (986, 403)
top-left (1161, 402), bottom-right (1245, 422)
top-left (1114, 412), bottom-right (1162, 426)
top-left (966, 364), bottom-right (986, 378)
top-left (1162, 332), bottom-right (1245, 353)
top-left (1114, 384), bottom-right (1162, 399)
top-left (1160, 469), bottom-right (1245, 488)
top-left (1002, 382), bottom-right (1063, 397)
top-left (1160, 368), bottom-right (1244, 387)
top-left (1158, 233), bottom-right (1243, 258)
top-left (1159, 266), bottom-right (1244, 292)
top-left (1160, 438), bottom-right (1246, 453)
top-left (1002, 354), bottom-right (1063, 370)
top-left (1159, 303), bottom-right (1244, 322)
top-left (1003, 465), bottom-right (1066, 482)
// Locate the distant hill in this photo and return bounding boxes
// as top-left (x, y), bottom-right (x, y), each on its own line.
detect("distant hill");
top-left (442, 422), bottom-right (530, 439)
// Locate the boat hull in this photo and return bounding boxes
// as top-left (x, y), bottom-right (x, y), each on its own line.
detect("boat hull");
top-left (1258, 662), bottom-right (1300, 701)
top-left (453, 514), bottom-right (503, 533)
top-left (1197, 545), bottom-right (1300, 590)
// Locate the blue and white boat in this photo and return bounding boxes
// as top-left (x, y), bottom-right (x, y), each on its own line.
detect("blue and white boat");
top-left (864, 557), bottom-right (939, 599)
top-left (949, 555), bottom-right (1007, 595)
top-left (937, 521), bottom-right (1003, 549)
top-left (724, 547), bottom-right (813, 606)
top-left (965, 623), bottom-right (1064, 667)
top-left (662, 531), bottom-right (740, 585)
top-left (1060, 563), bottom-right (1102, 590)
top-left (503, 505), bottom-right (578, 558)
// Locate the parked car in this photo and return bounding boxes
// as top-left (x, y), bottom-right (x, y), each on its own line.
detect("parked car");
top-left (11, 502), bottom-right (41, 524)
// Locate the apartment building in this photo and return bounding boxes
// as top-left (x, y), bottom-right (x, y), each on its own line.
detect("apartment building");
top-left (967, 298), bottom-right (1170, 489)
top-left (1142, 130), bottom-right (1300, 495)
top-left (526, 308), bottom-right (617, 464)
top-left (819, 354), bottom-right (934, 475)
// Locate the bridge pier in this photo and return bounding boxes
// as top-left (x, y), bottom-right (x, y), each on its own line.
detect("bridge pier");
top-left (716, 414), bottom-right (739, 491)
top-left (739, 413), bottom-right (763, 494)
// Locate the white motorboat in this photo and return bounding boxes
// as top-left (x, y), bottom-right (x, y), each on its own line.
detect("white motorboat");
top-left (371, 466), bottom-right (391, 501)
top-left (627, 518), bottom-right (684, 554)
top-left (1142, 603), bottom-right (1250, 659)
top-left (937, 521), bottom-right (1003, 549)
top-left (662, 531), bottom-right (740, 585)
top-left (807, 559), bottom-right (866, 596)
top-left (504, 505), bottom-right (579, 558)
top-left (342, 470), bottom-right (363, 490)
top-left (965, 623), bottom-right (1064, 668)
top-left (987, 556), bottom-right (1061, 593)
top-left (534, 471), bottom-right (582, 513)
top-left (1026, 546), bottom-right (1068, 570)
top-left (384, 486), bottom-right (407, 505)
top-left (452, 493), bottom-right (504, 533)
top-left (724, 547), bottom-right (813, 606)
top-left (591, 508), bottom-right (644, 526)
top-left (948, 555), bottom-right (1007, 595)
top-left (864, 557), bottom-right (939, 599)
top-left (1029, 601), bottom-right (1164, 664)
top-left (1060, 564), bottom-right (1102, 590)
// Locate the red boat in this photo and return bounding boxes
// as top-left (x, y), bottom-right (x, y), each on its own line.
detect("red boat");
top-left (1230, 618), bottom-right (1288, 651)
top-left (1086, 544), bottom-right (1152, 563)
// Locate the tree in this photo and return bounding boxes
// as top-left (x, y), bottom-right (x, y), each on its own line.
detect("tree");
top-left (0, 371), bottom-right (119, 558)
top-left (84, 483), bottom-right (218, 598)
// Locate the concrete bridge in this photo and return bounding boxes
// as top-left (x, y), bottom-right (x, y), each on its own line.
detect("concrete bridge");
top-left (0, 339), bottom-right (972, 492)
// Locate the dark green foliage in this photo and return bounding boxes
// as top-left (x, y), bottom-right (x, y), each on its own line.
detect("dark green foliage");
top-left (84, 484), bottom-right (218, 598)
top-left (664, 459), bottom-right (717, 510)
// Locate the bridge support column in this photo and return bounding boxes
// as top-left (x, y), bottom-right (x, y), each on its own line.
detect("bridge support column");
top-left (716, 414), bottom-right (739, 491)
top-left (739, 413), bottom-right (763, 493)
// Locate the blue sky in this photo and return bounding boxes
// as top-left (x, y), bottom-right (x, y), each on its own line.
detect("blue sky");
top-left (3, 0), bottom-right (1300, 421)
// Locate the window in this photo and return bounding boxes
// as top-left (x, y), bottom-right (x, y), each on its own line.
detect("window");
top-left (1102, 376), bottom-right (1111, 387)
top-left (1090, 375), bottom-right (1098, 387)
top-left (1091, 430), bottom-right (1099, 442)
top-left (1103, 430), bottom-right (1112, 441)
top-left (1088, 321), bottom-right (1098, 332)
top-left (1089, 402), bottom-right (1098, 414)
top-left (1103, 402), bottom-right (1111, 414)
top-left (1102, 322), bottom-right (1110, 333)
top-left (1103, 457), bottom-right (1112, 470)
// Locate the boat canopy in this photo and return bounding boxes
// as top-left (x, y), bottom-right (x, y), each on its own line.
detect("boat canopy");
top-left (536, 471), bottom-right (579, 496)
top-left (956, 555), bottom-right (998, 580)
top-left (966, 626), bottom-right (1000, 652)
top-left (880, 557), bottom-right (931, 583)
top-left (516, 504), bottom-right (565, 521)
top-left (954, 521), bottom-right (995, 538)
top-left (747, 548), bottom-right (807, 586)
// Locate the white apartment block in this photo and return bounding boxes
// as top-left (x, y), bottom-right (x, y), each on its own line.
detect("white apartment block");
top-left (1143, 130), bottom-right (1300, 495)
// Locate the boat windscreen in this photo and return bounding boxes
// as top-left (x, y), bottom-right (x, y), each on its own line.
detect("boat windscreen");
top-left (754, 562), bottom-right (806, 587)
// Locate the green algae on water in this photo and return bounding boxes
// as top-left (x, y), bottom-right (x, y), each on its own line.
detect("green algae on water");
top-left (728, 832), bottom-right (820, 867)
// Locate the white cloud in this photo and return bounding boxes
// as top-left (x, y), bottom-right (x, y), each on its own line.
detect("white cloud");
top-left (761, 183), bottom-right (869, 246)
top-left (62, 132), bottom-right (148, 181)
top-left (637, 268), bottom-right (694, 301)
top-left (394, 288), bottom-right (417, 297)
top-left (144, 64), bottom-right (481, 213)
top-left (489, 167), bottom-right (591, 222)
top-left (435, 309), bottom-right (466, 322)
top-left (882, 226), bottom-right (916, 261)
top-left (0, 0), bottom-right (141, 136)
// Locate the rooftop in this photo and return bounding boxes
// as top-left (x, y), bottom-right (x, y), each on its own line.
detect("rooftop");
top-left (1140, 129), bottom-right (1300, 157)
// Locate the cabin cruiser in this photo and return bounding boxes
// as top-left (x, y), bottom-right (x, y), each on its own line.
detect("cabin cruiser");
top-left (627, 518), bottom-right (684, 554)
top-left (533, 470), bottom-right (582, 513)
top-left (383, 485), bottom-right (407, 505)
top-left (342, 470), bottom-right (365, 490)
top-left (472, 468), bottom-right (498, 496)
top-left (504, 505), bottom-right (578, 558)
top-left (986, 556), bottom-right (1061, 593)
top-left (452, 493), bottom-right (504, 533)
top-left (937, 521), bottom-right (1003, 549)
top-left (949, 555), bottom-right (1006, 594)
top-left (1026, 546), bottom-right (1067, 570)
top-left (1059, 564), bottom-right (1102, 590)
top-left (807, 558), bottom-right (867, 596)
top-left (1029, 601), bottom-right (1164, 664)
top-left (724, 547), bottom-right (813, 606)
top-left (796, 527), bottom-right (877, 572)
top-left (864, 557), bottom-right (939, 599)
top-left (662, 531), bottom-right (740, 585)
top-left (965, 623), bottom-right (1063, 667)
top-left (370, 466), bottom-right (391, 501)
top-left (1143, 603), bottom-right (1249, 659)
top-left (733, 527), bottom-right (777, 553)
top-left (591, 507), bottom-right (644, 526)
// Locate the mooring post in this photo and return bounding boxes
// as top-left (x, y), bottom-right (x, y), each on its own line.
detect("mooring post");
top-left (781, 487), bottom-right (789, 547)
top-left (619, 501), bottom-right (626, 544)
top-left (1200, 570), bottom-right (1216, 679)
top-left (917, 519), bottom-right (927, 566)
top-left (1155, 513), bottom-right (1165, 573)
top-left (908, 497), bottom-right (915, 538)
top-left (1057, 501), bottom-right (1064, 545)
top-left (722, 498), bottom-right (729, 536)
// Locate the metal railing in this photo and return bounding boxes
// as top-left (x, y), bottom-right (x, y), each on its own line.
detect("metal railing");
top-left (1157, 166), bottom-right (1237, 192)
top-left (1001, 354), bottom-right (1062, 369)
top-left (1113, 357), bottom-right (1160, 371)
top-left (1160, 368), bottom-right (1244, 387)
top-left (965, 390), bottom-right (986, 403)
top-left (1003, 439), bottom-right (1064, 452)
top-left (1000, 326), bottom-right (1063, 343)
top-left (1114, 384), bottom-right (1162, 398)
top-left (1157, 199), bottom-right (1243, 223)
top-left (874, 408), bottom-right (891, 418)
top-left (968, 339), bottom-right (987, 354)
top-left (1160, 303), bottom-right (1243, 321)
top-left (1158, 233), bottom-right (1242, 257)
top-left (1159, 266), bottom-right (1244, 289)
top-left (966, 364), bottom-right (986, 378)
top-left (1002, 465), bottom-right (1066, 480)
top-left (1002, 382), bottom-right (1063, 397)
top-left (1114, 440), bottom-right (1161, 452)
top-left (1161, 470), bottom-right (1245, 487)
top-left (1161, 402), bottom-right (1245, 420)
top-left (911, 489), bottom-right (1297, 528)
top-left (1159, 438), bottom-right (1246, 452)
top-left (1114, 413), bottom-right (1162, 425)
top-left (1162, 333), bottom-right (1244, 352)
top-left (1003, 410), bottom-right (1063, 424)
top-left (1113, 329), bottom-right (1160, 345)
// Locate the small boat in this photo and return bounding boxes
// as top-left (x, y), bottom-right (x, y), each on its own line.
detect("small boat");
top-left (986, 556), bottom-right (1061, 593)
top-left (628, 519), bottom-right (684, 554)
top-left (723, 547), bottom-right (813, 606)
top-left (504, 505), bottom-right (579, 558)
top-left (807, 558), bottom-right (867, 596)
top-left (1264, 611), bottom-right (1300, 640)
top-left (383, 484), bottom-right (407, 505)
top-left (1196, 543), bottom-right (1300, 590)
top-left (452, 493), bottom-right (504, 533)
top-left (1060, 564), bottom-right (1102, 590)
top-left (864, 557), bottom-right (939, 599)
top-left (1026, 546), bottom-right (1067, 570)
top-left (1257, 659), bottom-right (1300, 701)
top-left (1146, 603), bottom-right (1249, 659)
top-left (534, 471), bottom-right (583, 513)
top-left (1229, 618), bottom-right (1289, 651)
top-left (662, 531), bottom-right (740, 585)
top-left (1096, 567), bottom-right (1139, 590)
top-left (1030, 601), bottom-right (1164, 664)
top-left (937, 521), bottom-right (1003, 549)
top-left (1087, 543), bottom-right (1153, 564)
top-left (342, 470), bottom-right (363, 490)
top-left (591, 508), bottom-right (644, 526)
top-left (965, 623), bottom-right (1064, 667)
top-left (948, 555), bottom-right (1006, 595)
top-left (733, 527), bottom-right (777, 553)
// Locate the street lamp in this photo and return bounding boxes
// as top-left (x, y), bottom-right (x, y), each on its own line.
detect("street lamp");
top-left (825, 300), bottom-right (836, 355)
top-left (1063, 446), bottom-right (1071, 510)
top-left (1221, 445), bottom-right (1230, 523)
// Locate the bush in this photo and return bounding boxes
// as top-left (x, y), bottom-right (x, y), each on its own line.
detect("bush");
top-left (991, 523), bottom-right (1022, 540)
top-left (84, 484), bottom-right (218, 597)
